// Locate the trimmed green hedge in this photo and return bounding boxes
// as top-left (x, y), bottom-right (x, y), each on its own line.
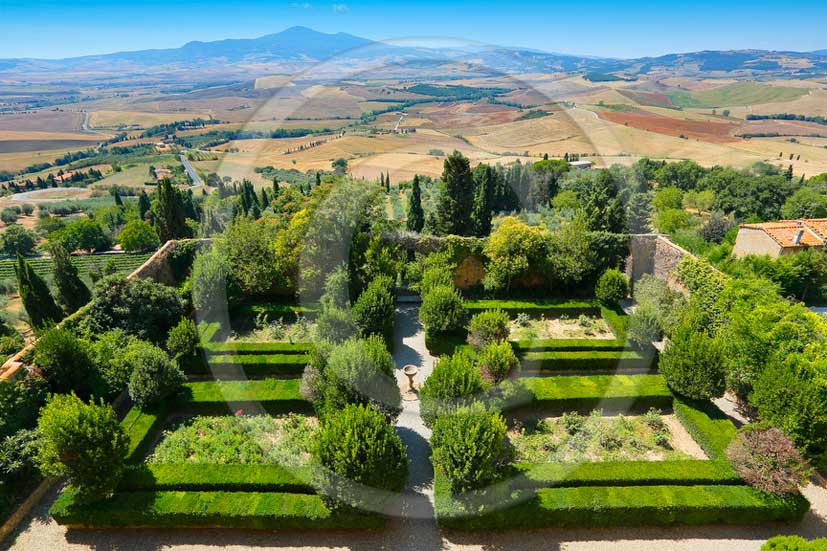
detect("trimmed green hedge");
top-left (510, 460), bottom-right (739, 488)
top-left (203, 342), bottom-right (314, 355)
top-left (519, 375), bottom-right (672, 411)
top-left (520, 350), bottom-right (655, 372)
top-left (229, 303), bottom-right (320, 325)
top-left (464, 299), bottom-right (599, 317)
top-left (207, 353), bottom-right (309, 375)
top-left (119, 464), bottom-right (315, 493)
top-left (434, 478), bottom-right (809, 530)
top-left (51, 488), bottom-right (384, 529)
top-left (673, 398), bottom-right (737, 460)
top-left (513, 338), bottom-right (627, 352)
top-left (173, 380), bottom-right (312, 414)
top-left (198, 321), bottom-right (222, 343)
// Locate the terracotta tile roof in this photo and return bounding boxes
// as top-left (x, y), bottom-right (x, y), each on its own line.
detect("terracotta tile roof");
top-left (740, 220), bottom-right (826, 248)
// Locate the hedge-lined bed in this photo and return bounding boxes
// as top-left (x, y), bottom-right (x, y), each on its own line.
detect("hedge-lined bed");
top-left (229, 303), bottom-right (320, 327)
top-left (119, 464), bottom-right (315, 493)
top-left (203, 342), bottom-right (315, 354)
top-left (434, 477), bottom-right (809, 530)
top-left (51, 488), bottom-right (384, 530)
top-left (50, 378), bottom-right (368, 530)
top-left (464, 299), bottom-right (599, 317)
top-left (509, 460), bottom-right (739, 489)
top-left (519, 350), bottom-right (656, 373)
top-left (518, 375), bottom-right (673, 411)
top-left (178, 352), bottom-right (311, 378)
top-left (513, 338), bottom-right (627, 352)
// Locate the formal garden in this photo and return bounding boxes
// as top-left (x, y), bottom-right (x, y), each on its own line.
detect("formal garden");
top-left (1, 157), bottom-right (825, 546)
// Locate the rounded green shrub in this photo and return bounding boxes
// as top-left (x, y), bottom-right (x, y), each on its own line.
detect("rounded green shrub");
top-left (37, 394), bottom-right (128, 503)
top-left (88, 330), bottom-right (137, 397)
top-left (467, 309), bottom-right (510, 350)
top-left (627, 304), bottom-right (662, 348)
top-left (478, 340), bottom-right (519, 383)
top-left (431, 402), bottom-right (507, 493)
top-left (659, 324), bottom-right (725, 400)
top-left (352, 276), bottom-right (395, 344)
top-left (127, 341), bottom-right (185, 407)
top-left (318, 336), bottom-right (401, 421)
top-left (419, 285), bottom-right (467, 335)
top-left (314, 403), bottom-right (407, 506)
top-left (314, 307), bottom-right (358, 344)
top-left (420, 350), bottom-right (486, 427)
top-left (595, 268), bottom-right (628, 305)
top-left (33, 328), bottom-right (96, 398)
top-left (166, 317), bottom-right (199, 358)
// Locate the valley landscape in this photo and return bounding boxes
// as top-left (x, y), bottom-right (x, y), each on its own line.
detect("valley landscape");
top-left (3, 11), bottom-right (827, 551)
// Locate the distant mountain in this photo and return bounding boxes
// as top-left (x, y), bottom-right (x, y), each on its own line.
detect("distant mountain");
top-left (1, 27), bottom-right (826, 81)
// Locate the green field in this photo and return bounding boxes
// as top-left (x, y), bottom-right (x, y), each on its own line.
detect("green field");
top-left (0, 252), bottom-right (152, 281)
top-left (666, 82), bottom-right (808, 109)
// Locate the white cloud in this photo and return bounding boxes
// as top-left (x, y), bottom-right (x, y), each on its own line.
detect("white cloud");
top-left (332, 3), bottom-right (349, 13)
top-left (289, 2), bottom-right (312, 8)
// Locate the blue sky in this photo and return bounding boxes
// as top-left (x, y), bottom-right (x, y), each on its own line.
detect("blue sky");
top-left (1, 0), bottom-right (825, 59)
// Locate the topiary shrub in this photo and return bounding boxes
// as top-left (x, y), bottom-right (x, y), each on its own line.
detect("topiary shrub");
top-left (33, 328), bottom-right (97, 398)
top-left (595, 268), bottom-right (628, 305)
top-left (314, 307), bottom-right (358, 344)
top-left (659, 323), bottom-right (725, 400)
top-left (420, 285), bottom-right (467, 335)
top-left (127, 341), bottom-right (185, 407)
top-left (478, 340), bottom-right (519, 383)
top-left (190, 248), bottom-right (230, 318)
top-left (352, 275), bottom-right (395, 344)
top-left (314, 403), bottom-right (407, 507)
top-left (467, 309), bottom-right (510, 350)
top-left (726, 426), bottom-right (811, 496)
top-left (166, 317), bottom-right (199, 358)
top-left (420, 350), bottom-right (486, 427)
top-left (627, 304), bottom-right (662, 348)
top-left (37, 394), bottom-right (128, 503)
top-left (431, 402), bottom-right (507, 493)
top-left (315, 336), bottom-right (401, 422)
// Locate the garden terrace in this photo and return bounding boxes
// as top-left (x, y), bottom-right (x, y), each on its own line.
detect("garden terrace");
top-left (50, 378), bottom-right (388, 530)
top-left (435, 397), bottom-right (809, 529)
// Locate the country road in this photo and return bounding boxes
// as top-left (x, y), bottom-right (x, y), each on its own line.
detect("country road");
top-left (180, 153), bottom-right (204, 188)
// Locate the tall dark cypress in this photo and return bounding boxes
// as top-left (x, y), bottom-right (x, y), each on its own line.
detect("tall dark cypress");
top-left (49, 242), bottom-right (91, 314)
top-left (471, 164), bottom-right (495, 237)
top-left (152, 180), bottom-right (189, 242)
top-left (138, 191), bottom-right (151, 221)
top-left (406, 174), bottom-right (425, 232)
top-left (434, 150), bottom-right (475, 236)
top-left (16, 254), bottom-right (62, 329)
top-left (113, 190), bottom-right (123, 207)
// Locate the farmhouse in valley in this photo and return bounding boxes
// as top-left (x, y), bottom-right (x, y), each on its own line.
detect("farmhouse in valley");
top-left (732, 219), bottom-right (827, 258)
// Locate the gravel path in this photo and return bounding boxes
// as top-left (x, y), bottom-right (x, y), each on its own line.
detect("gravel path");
top-left (6, 305), bottom-right (827, 550)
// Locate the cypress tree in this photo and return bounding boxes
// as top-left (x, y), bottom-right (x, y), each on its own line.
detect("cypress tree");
top-left (385, 172), bottom-right (391, 193)
top-left (113, 190), bottom-right (123, 207)
top-left (49, 241), bottom-right (91, 314)
top-left (16, 254), bottom-right (62, 329)
top-left (152, 180), bottom-right (189, 242)
top-left (407, 174), bottom-right (425, 232)
top-left (273, 179), bottom-right (280, 196)
top-left (625, 192), bottom-right (653, 234)
top-left (471, 164), bottom-right (495, 237)
top-left (380, 172), bottom-right (385, 188)
top-left (138, 191), bottom-right (151, 221)
top-left (260, 188), bottom-right (269, 208)
top-left (315, 172), bottom-right (321, 187)
top-left (785, 164), bottom-right (794, 181)
top-left (434, 151), bottom-right (475, 236)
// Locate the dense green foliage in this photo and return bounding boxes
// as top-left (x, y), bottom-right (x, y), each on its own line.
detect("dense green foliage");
top-left (16, 254), bottom-right (63, 328)
top-left (118, 219), bottom-right (159, 252)
top-left (127, 341), bottom-right (185, 407)
top-left (431, 402), bottom-right (507, 493)
top-left (420, 350), bottom-right (486, 427)
top-left (352, 275), bottom-right (394, 343)
top-left (80, 275), bottom-right (184, 343)
top-left (478, 340), bottom-right (519, 383)
top-left (594, 268), bottom-right (628, 305)
top-left (38, 394), bottom-right (129, 503)
top-left (762, 536), bottom-right (827, 550)
top-left (166, 317), bottom-right (199, 358)
top-left (466, 309), bottom-right (510, 350)
top-left (49, 241), bottom-right (91, 315)
top-left (314, 404), bottom-right (407, 506)
top-left (34, 328), bottom-right (97, 397)
top-left (659, 323), bottom-right (725, 400)
top-left (420, 285), bottom-right (467, 334)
